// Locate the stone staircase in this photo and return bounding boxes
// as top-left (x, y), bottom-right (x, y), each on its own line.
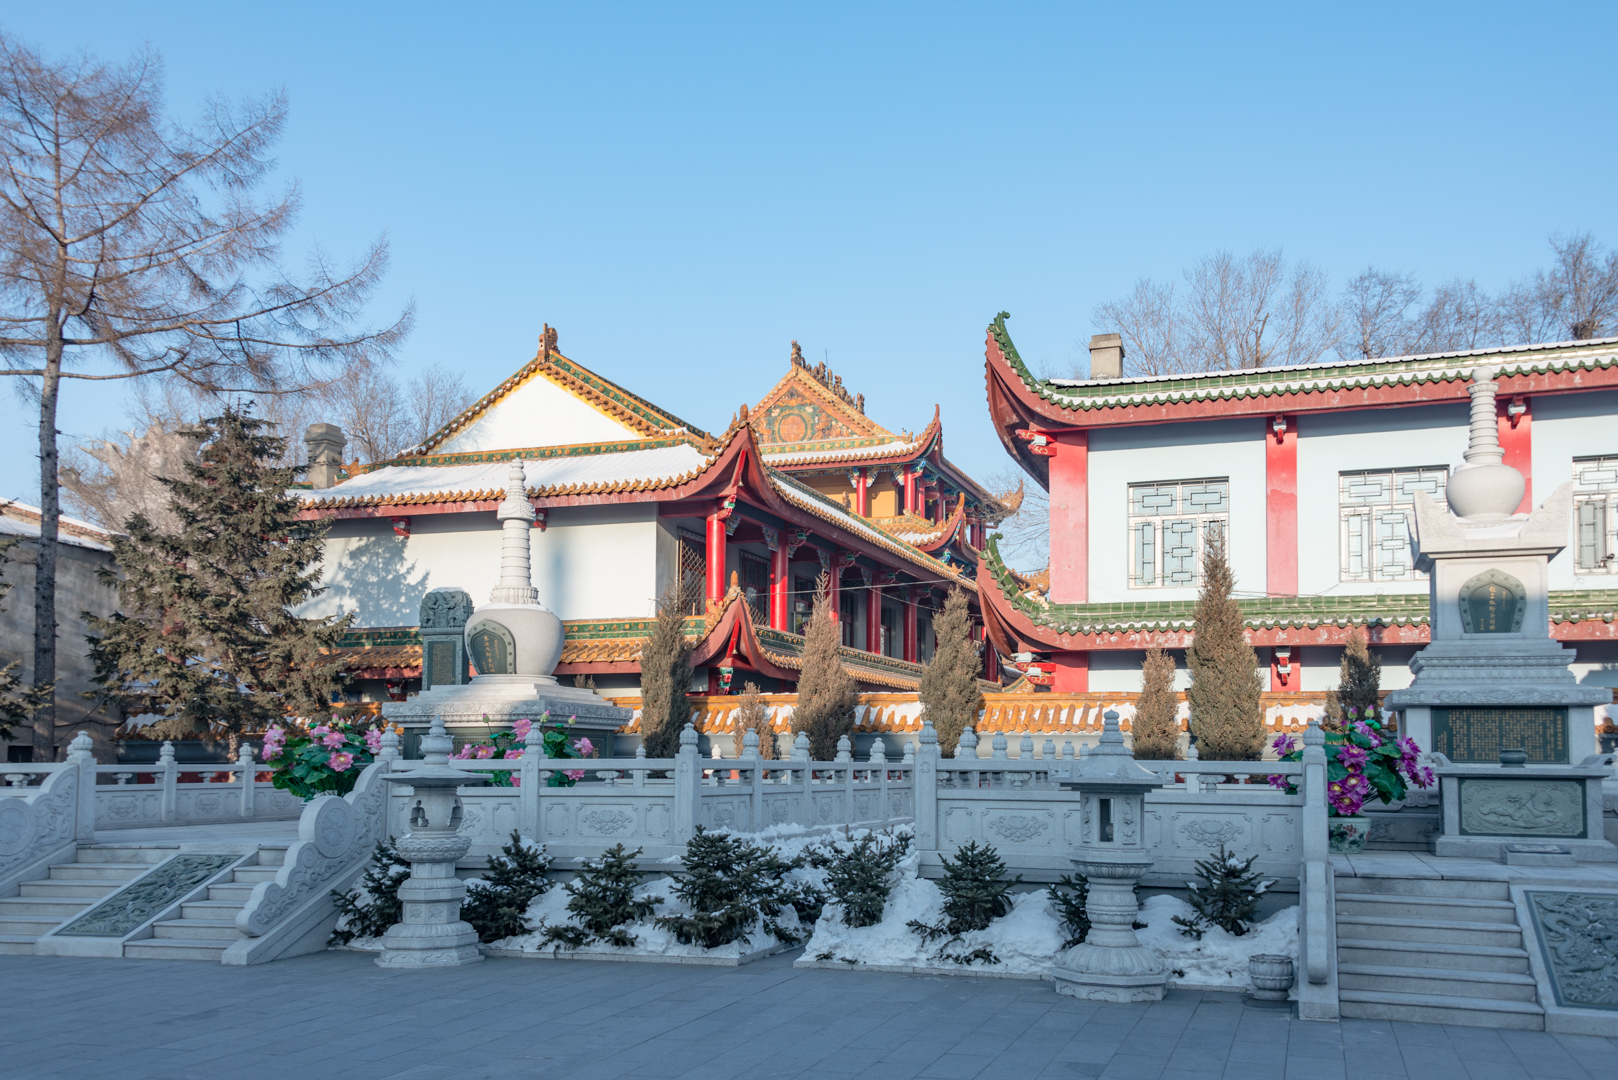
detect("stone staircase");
top-left (0, 845), bottom-right (176, 954)
top-left (124, 846), bottom-right (288, 961)
top-left (1335, 875), bottom-right (1544, 1030)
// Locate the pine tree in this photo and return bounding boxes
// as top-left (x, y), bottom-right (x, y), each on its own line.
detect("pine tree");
top-left (543, 844), bottom-right (662, 950)
top-left (0, 537), bottom-right (52, 740)
top-left (461, 831), bottom-right (554, 943)
top-left (1132, 646), bottom-right (1180, 760)
top-left (823, 830), bottom-right (912, 927)
top-left (639, 581), bottom-right (694, 758)
top-left (731, 682), bottom-right (777, 759)
top-left (918, 589), bottom-right (983, 757)
top-left (655, 827), bottom-right (804, 948)
top-left (1186, 533), bottom-right (1264, 761)
top-left (1172, 845), bottom-right (1272, 940)
top-left (1325, 627), bottom-right (1382, 731)
top-left (1047, 873), bottom-right (1090, 948)
top-left (84, 407), bottom-right (350, 744)
top-left (790, 574), bottom-right (858, 761)
top-left (330, 840), bottom-right (410, 945)
top-left (907, 841), bottom-right (1021, 963)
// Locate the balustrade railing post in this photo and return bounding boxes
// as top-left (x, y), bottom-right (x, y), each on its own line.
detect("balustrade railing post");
top-left (673, 724), bottom-right (699, 844)
top-left (160, 741), bottom-right (178, 822)
top-left (67, 731), bottom-right (96, 842)
top-left (521, 721), bottom-right (542, 840)
top-left (1301, 719), bottom-right (1329, 986)
top-left (793, 732), bottom-right (811, 826)
top-left (836, 735), bottom-right (853, 826)
top-left (238, 742), bottom-right (256, 818)
top-left (869, 738), bottom-right (888, 825)
top-left (742, 729), bottom-right (762, 830)
top-left (914, 722), bottom-right (938, 852)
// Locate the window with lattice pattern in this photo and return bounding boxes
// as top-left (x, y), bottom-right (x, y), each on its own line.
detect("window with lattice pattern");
top-left (1574, 455), bottom-right (1618, 574)
top-left (1339, 468), bottom-right (1446, 583)
top-left (1128, 478), bottom-right (1228, 588)
top-left (677, 530), bottom-right (706, 615)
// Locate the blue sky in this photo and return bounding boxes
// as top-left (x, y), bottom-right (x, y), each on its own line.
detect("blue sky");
top-left (4, 2), bottom-right (1615, 505)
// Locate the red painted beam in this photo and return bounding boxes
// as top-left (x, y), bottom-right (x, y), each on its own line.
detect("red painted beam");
top-left (1048, 431), bottom-right (1089, 603)
top-left (1498, 395), bottom-right (1532, 514)
top-left (1266, 415), bottom-right (1298, 596)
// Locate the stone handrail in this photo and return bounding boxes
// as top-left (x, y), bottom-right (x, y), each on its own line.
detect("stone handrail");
top-left (0, 734), bottom-right (95, 896)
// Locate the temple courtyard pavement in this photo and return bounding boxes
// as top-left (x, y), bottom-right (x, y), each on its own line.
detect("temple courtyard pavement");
top-left (1, 949), bottom-right (1612, 1080)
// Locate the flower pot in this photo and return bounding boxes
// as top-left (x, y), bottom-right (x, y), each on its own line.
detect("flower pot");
top-left (1248, 954), bottom-right (1294, 1001)
top-left (1328, 816), bottom-right (1369, 853)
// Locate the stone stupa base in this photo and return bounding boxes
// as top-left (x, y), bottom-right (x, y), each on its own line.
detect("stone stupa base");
top-left (1052, 944), bottom-right (1167, 1002)
top-left (382, 675), bottom-right (632, 755)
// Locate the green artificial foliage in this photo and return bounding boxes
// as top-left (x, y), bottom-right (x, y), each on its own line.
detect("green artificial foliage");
top-left (542, 844), bottom-right (662, 950)
top-left (1172, 845), bottom-right (1272, 940)
top-left (1186, 534), bottom-right (1264, 761)
top-left (791, 574), bottom-right (859, 761)
top-left (655, 827), bottom-right (804, 949)
top-left (1132, 646), bottom-right (1181, 760)
top-left (1047, 873), bottom-right (1090, 948)
top-left (1325, 627), bottom-right (1382, 732)
top-left (907, 841), bottom-right (1021, 964)
top-left (0, 536), bottom-right (52, 740)
top-left (917, 589), bottom-right (984, 757)
top-left (639, 582), bottom-right (694, 759)
top-left (84, 407), bottom-right (350, 743)
top-left (819, 830), bottom-right (912, 928)
top-left (461, 831), bottom-right (554, 943)
top-left (330, 841), bottom-right (410, 945)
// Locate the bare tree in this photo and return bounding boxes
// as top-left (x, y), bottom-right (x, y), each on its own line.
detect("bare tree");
top-left (1092, 249), bottom-right (1337, 376)
top-left (1339, 268), bottom-right (1422, 359)
top-left (405, 366), bottom-right (475, 452)
top-left (0, 36), bottom-right (411, 758)
top-left (1502, 232), bottom-right (1618, 343)
top-left (1411, 278), bottom-right (1503, 353)
top-left (305, 363), bottom-right (473, 464)
top-left (60, 417), bottom-right (202, 533)
top-left (985, 468), bottom-right (1048, 571)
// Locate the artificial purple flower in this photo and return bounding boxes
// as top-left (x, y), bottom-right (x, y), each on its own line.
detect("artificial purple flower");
top-left (1351, 721), bottom-right (1382, 747)
top-left (1271, 734), bottom-right (1299, 756)
top-left (1331, 792), bottom-right (1365, 816)
top-left (1416, 766), bottom-right (1436, 789)
top-left (1341, 772), bottom-right (1369, 794)
top-left (1267, 774), bottom-right (1292, 791)
top-left (1336, 745), bottom-right (1369, 770)
top-left (574, 737), bottom-right (594, 757)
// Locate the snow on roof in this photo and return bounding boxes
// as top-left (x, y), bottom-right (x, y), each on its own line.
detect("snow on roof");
top-left (761, 438), bottom-right (919, 465)
top-left (300, 443), bottom-right (716, 506)
top-left (0, 502), bottom-right (114, 551)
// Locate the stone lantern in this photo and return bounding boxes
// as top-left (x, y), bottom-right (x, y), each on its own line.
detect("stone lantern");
top-left (376, 716), bottom-right (488, 968)
top-left (1051, 709), bottom-right (1171, 1002)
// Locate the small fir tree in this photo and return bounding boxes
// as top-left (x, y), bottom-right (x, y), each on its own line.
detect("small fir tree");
top-left (1172, 845), bottom-right (1273, 940)
top-left (918, 589), bottom-right (984, 757)
top-left (791, 574), bottom-right (858, 761)
top-left (1324, 627), bottom-right (1382, 731)
top-left (84, 407), bottom-right (350, 745)
top-left (461, 831), bottom-right (554, 943)
top-left (330, 840), bottom-right (410, 945)
top-left (1186, 533), bottom-right (1264, 761)
top-left (822, 830), bottom-right (912, 928)
top-left (907, 841), bottom-right (1021, 964)
top-left (1132, 646), bottom-right (1180, 760)
top-left (0, 537), bottom-right (52, 740)
top-left (1047, 873), bottom-right (1090, 948)
top-left (639, 581), bottom-right (694, 759)
top-left (731, 682), bottom-right (777, 759)
top-left (542, 844), bottom-right (662, 950)
top-left (655, 827), bottom-right (804, 948)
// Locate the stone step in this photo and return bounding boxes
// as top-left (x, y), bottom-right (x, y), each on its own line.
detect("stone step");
top-left (1339, 987), bottom-right (1543, 1030)
top-left (179, 900), bottom-right (244, 921)
top-left (1337, 963), bottom-right (1539, 1002)
top-left (1337, 914), bottom-right (1521, 948)
top-left (1334, 876), bottom-right (1509, 901)
top-left (258, 847), bottom-right (287, 867)
top-left (205, 882), bottom-right (255, 903)
top-left (151, 919), bottom-right (243, 942)
top-left (231, 867), bottom-right (279, 883)
top-left (47, 862), bottom-right (150, 883)
top-left (74, 845), bottom-right (178, 865)
top-left (1337, 936), bottom-right (1531, 974)
top-left (0, 896), bottom-right (94, 918)
top-left (0, 934), bottom-right (40, 955)
top-left (123, 938), bottom-right (229, 961)
top-left (1334, 893), bottom-right (1520, 923)
top-left (0, 912), bottom-right (70, 936)
top-left (17, 880), bottom-right (119, 899)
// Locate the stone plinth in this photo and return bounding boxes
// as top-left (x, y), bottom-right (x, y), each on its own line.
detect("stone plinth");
top-left (381, 677), bottom-right (630, 756)
top-left (1433, 760), bottom-right (1616, 863)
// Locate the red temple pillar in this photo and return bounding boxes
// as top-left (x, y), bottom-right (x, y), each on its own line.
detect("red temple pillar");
top-left (826, 560), bottom-right (842, 622)
top-left (705, 506), bottom-right (726, 605)
top-left (1498, 395), bottom-right (1532, 514)
top-left (865, 579), bottom-right (882, 654)
top-left (902, 587), bottom-right (918, 662)
top-left (902, 468), bottom-right (917, 515)
top-left (1051, 650), bottom-right (1088, 692)
top-left (1049, 431), bottom-right (1088, 603)
top-left (1266, 415), bottom-right (1298, 597)
top-left (768, 534), bottom-right (789, 631)
top-left (853, 469), bottom-right (869, 517)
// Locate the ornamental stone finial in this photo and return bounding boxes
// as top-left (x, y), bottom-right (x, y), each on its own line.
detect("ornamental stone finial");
top-left (1445, 366), bottom-right (1525, 521)
top-left (919, 719), bottom-right (937, 746)
top-left (679, 723), bottom-right (698, 749)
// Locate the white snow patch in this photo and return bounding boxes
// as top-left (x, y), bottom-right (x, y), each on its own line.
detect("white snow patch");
top-left (1135, 894), bottom-right (1298, 990)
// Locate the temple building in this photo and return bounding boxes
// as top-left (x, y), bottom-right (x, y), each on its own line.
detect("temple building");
top-left (976, 312), bottom-right (1618, 745)
top-left (297, 331), bottom-right (1015, 705)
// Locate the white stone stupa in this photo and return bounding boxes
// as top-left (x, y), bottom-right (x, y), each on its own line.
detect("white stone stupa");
top-left (382, 462), bottom-right (631, 749)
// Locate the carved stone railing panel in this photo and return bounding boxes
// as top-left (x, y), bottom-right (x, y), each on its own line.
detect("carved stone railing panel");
top-left (0, 767), bottom-right (78, 890)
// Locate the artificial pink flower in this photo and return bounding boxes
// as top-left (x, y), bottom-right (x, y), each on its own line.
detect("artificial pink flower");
top-left (364, 729), bottom-right (383, 753)
top-left (327, 751), bottom-right (354, 773)
top-left (574, 737), bottom-right (594, 757)
top-left (512, 718), bottom-right (532, 740)
top-left (451, 745), bottom-right (474, 760)
top-left (321, 731), bottom-right (346, 749)
top-left (503, 748), bottom-right (523, 759)
top-left (475, 746), bottom-right (495, 759)
top-left (311, 724), bottom-right (331, 737)
top-left (565, 769), bottom-right (584, 781)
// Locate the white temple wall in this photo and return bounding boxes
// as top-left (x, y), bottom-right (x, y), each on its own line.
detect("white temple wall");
top-left (433, 376), bottom-right (644, 453)
top-left (1087, 418), bottom-right (1266, 603)
top-left (1528, 389), bottom-right (1618, 589)
top-left (305, 503), bottom-right (662, 626)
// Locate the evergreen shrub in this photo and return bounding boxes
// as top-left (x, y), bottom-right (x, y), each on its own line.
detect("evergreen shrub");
top-left (813, 829), bottom-right (911, 928)
top-left (791, 574), bottom-right (859, 761)
top-left (542, 844), bottom-right (662, 950)
top-left (1172, 845), bottom-right (1272, 939)
top-left (1186, 534), bottom-right (1264, 760)
top-left (917, 589), bottom-right (983, 757)
top-left (1325, 627), bottom-right (1382, 732)
top-left (907, 841), bottom-right (1020, 964)
top-left (330, 840), bottom-right (409, 945)
top-left (461, 831), bottom-right (554, 943)
top-left (640, 582), bottom-right (694, 759)
top-left (1131, 647), bottom-right (1180, 760)
top-left (655, 827), bottom-right (805, 949)
top-left (731, 682), bottom-right (777, 759)
top-left (1047, 873), bottom-right (1090, 948)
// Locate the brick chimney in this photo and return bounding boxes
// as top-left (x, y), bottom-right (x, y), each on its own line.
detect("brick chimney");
top-left (304, 423), bottom-right (347, 489)
top-left (1088, 334), bottom-right (1125, 380)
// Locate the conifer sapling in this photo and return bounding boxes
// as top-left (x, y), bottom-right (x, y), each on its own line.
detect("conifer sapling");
top-left (542, 844), bottom-right (662, 950)
top-left (1325, 627), bottom-right (1382, 732)
top-left (917, 589), bottom-right (984, 757)
top-left (1186, 533), bottom-right (1264, 761)
top-left (791, 574), bottom-right (858, 761)
top-left (731, 682), bottom-right (777, 760)
top-left (655, 827), bottom-right (804, 949)
top-left (1172, 844), bottom-right (1273, 940)
top-left (820, 829), bottom-right (911, 928)
top-left (1132, 646), bottom-right (1180, 760)
top-left (461, 830), bottom-right (553, 943)
top-left (330, 840), bottom-right (410, 945)
top-left (907, 841), bottom-right (1021, 964)
top-left (639, 581), bottom-right (694, 759)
